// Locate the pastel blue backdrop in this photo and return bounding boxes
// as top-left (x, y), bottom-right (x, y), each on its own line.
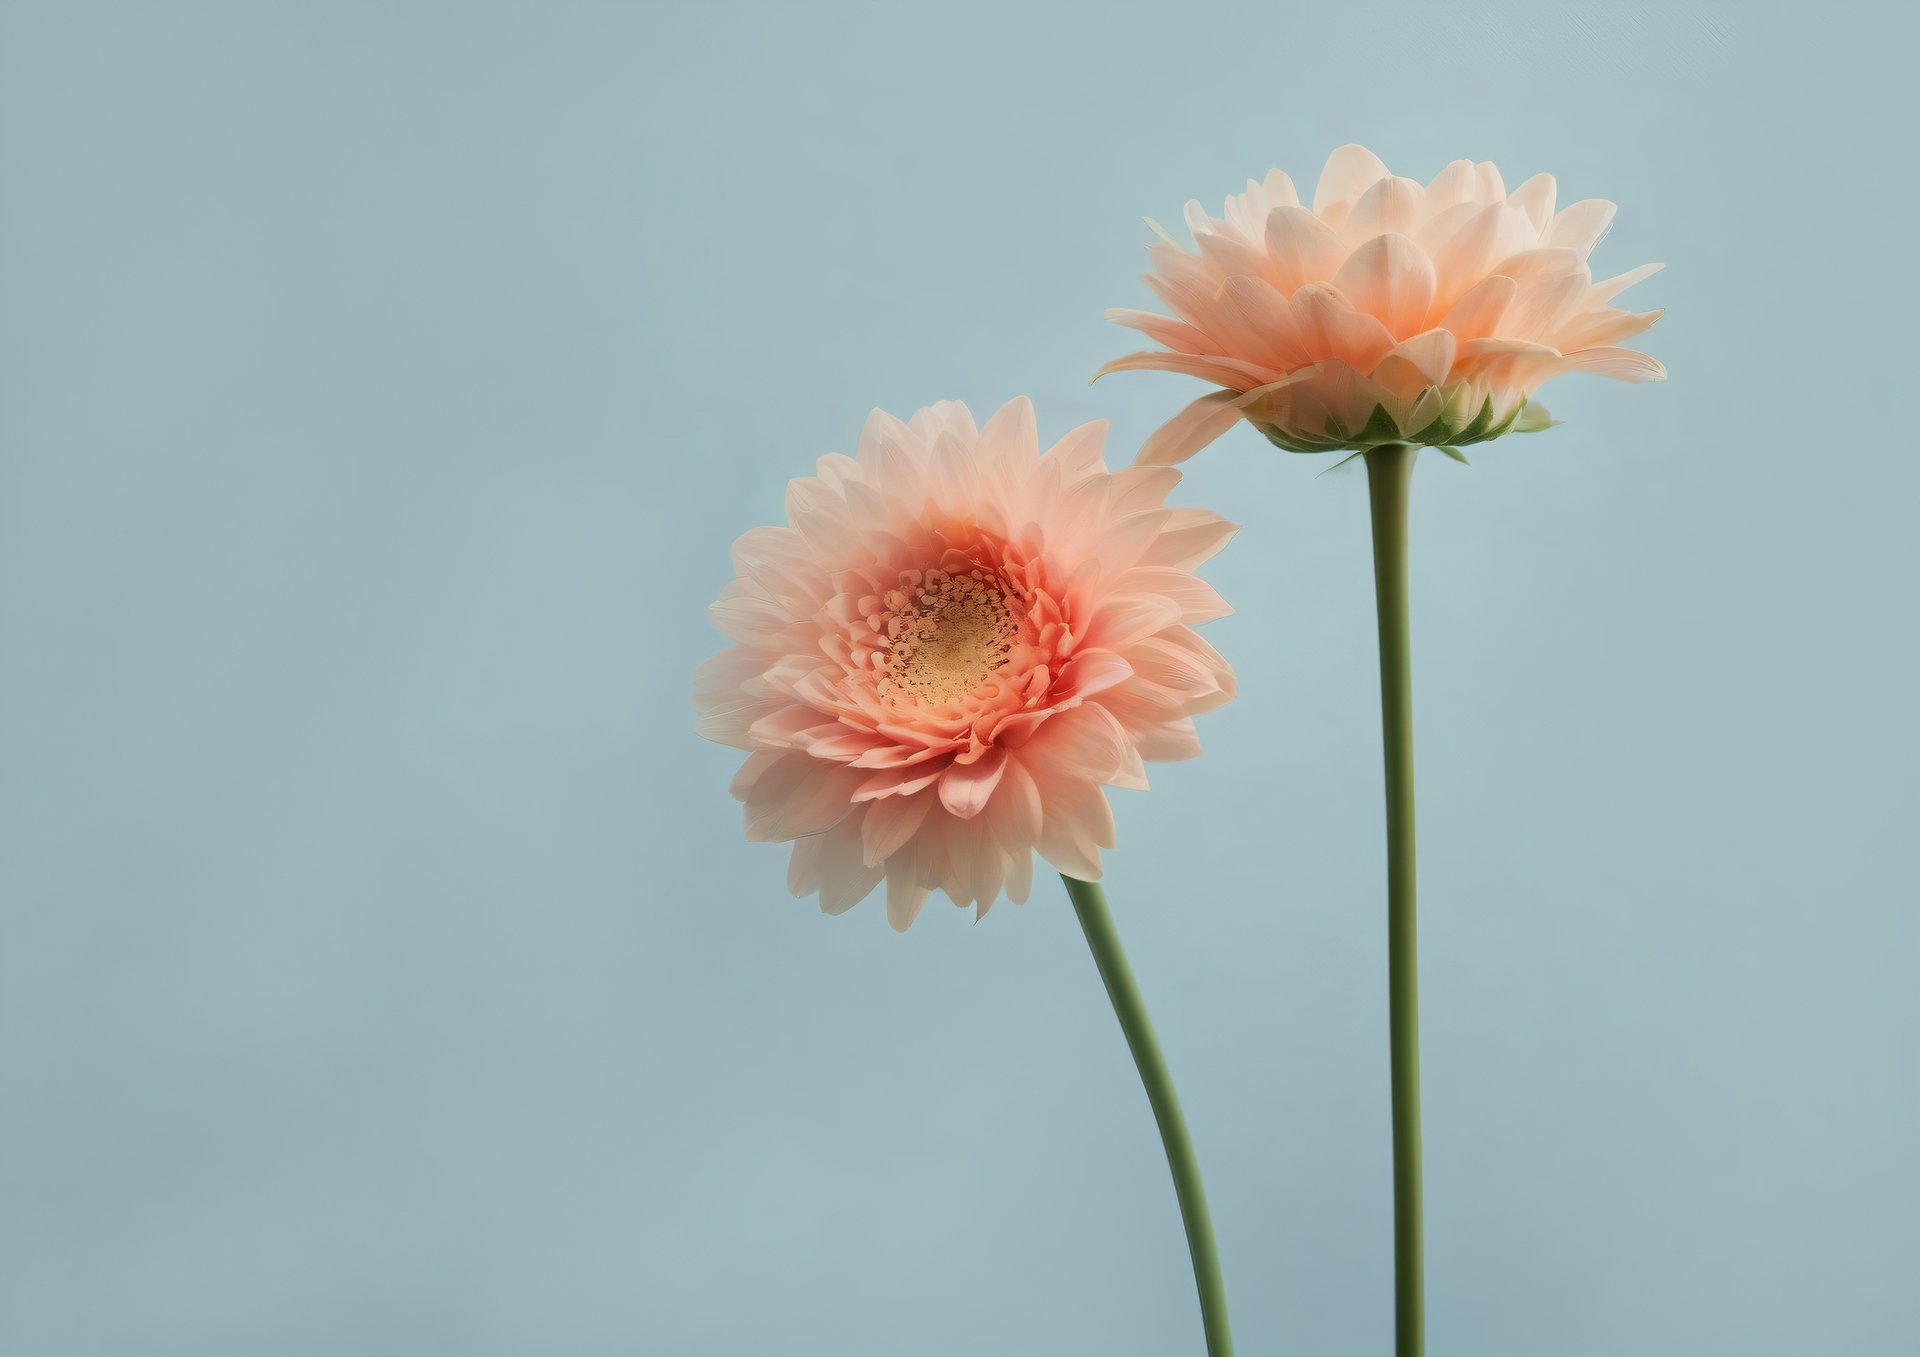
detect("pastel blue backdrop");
top-left (3, 3), bottom-right (1913, 1355)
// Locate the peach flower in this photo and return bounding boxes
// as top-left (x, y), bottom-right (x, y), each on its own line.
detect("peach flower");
top-left (694, 398), bottom-right (1237, 930)
top-left (1101, 144), bottom-right (1665, 464)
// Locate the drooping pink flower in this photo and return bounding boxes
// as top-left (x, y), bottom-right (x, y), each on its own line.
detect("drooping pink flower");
top-left (694, 398), bottom-right (1237, 930)
top-left (1102, 144), bottom-right (1665, 464)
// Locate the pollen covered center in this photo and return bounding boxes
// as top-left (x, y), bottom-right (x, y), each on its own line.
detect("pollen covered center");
top-left (871, 566), bottom-right (1020, 705)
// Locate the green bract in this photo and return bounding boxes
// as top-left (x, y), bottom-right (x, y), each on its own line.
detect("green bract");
top-left (1253, 392), bottom-right (1558, 456)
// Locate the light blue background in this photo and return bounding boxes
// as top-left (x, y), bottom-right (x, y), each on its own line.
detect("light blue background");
top-left (3, 3), bottom-right (1913, 1354)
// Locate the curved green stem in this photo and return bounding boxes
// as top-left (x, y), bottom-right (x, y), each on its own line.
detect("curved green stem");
top-left (1062, 873), bottom-right (1233, 1357)
top-left (1364, 443), bottom-right (1424, 1357)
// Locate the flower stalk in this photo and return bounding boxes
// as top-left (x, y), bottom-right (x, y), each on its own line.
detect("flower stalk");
top-left (1364, 443), bottom-right (1423, 1357)
top-left (1062, 873), bottom-right (1234, 1357)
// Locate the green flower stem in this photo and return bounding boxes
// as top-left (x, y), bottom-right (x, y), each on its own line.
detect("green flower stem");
top-left (1364, 443), bottom-right (1424, 1357)
top-left (1062, 873), bottom-right (1233, 1357)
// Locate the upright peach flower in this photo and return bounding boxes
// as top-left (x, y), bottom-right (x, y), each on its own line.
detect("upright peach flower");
top-left (1102, 144), bottom-right (1664, 464)
top-left (694, 398), bottom-right (1236, 930)
top-left (1106, 147), bottom-right (1669, 1357)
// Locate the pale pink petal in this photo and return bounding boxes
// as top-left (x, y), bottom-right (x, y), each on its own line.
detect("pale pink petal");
top-left (1116, 567), bottom-right (1232, 622)
top-left (1107, 307), bottom-right (1215, 354)
top-left (1424, 159), bottom-right (1479, 213)
top-left (1545, 198), bottom-right (1617, 254)
top-left (1104, 465), bottom-right (1184, 517)
top-left (1289, 283), bottom-right (1398, 371)
top-left (1332, 234), bottom-right (1437, 339)
top-left (885, 863), bottom-right (932, 931)
top-left (1378, 329), bottom-right (1458, 386)
top-left (789, 816), bottom-right (882, 915)
top-left (939, 749), bottom-right (1008, 820)
top-left (1345, 176), bottom-right (1425, 240)
top-left (861, 790), bottom-right (934, 866)
top-left (1313, 144), bottom-right (1393, 214)
top-left (1136, 391), bottom-right (1252, 467)
top-left (1058, 648), bottom-right (1135, 699)
top-left (740, 755), bottom-right (865, 841)
top-left (1222, 276), bottom-right (1310, 369)
top-left (1589, 261), bottom-right (1664, 306)
top-left (1264, 206), bottom-right (1348, 294)
top-left (1045, 419), bottom-right (1110, 478)
top-left (692, 648), bottom-right (781, 748)
top-left (1093, 348), bottom-right (1280, 391)
top-left (1558, 346), bottom-right (1667, 381)
top-left (1194, 232), bottom-right (1273, 284)
top-left (986, 758), bottom-right (1043, 854)
top-left (1138, 508), bottom-right (1238, 568)
top-left (1508, 172), bottom-right (1557, 234)
top-left (1082, 592), bottom-right (1184, 650)
top-left (1436, 273), bottom-right (1519, 343)
top-left (979, 396), bottom-right (1038, 468)
top-left (1032, 775), bottom-right (1117, 881)
top-left (1428, 202), bottom-right (1536, 312)
top-left (1554, 307), bottom-right (1663, 351)
top-left (908, 399), bottom-right (978, 445)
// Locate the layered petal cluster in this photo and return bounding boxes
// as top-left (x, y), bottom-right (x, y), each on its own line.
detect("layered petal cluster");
top-left (1102, 144), bottom-right (1665, 464)
top-left (695, 398), bottom-right (1237, 930)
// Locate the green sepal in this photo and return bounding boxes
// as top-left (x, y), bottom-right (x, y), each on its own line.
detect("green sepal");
top-left (1407, 409), bottom-right (1456, 445)
top-left (1511, 399), bottom-right (1559, 434)
top-left (1260, 425), bottom-right (1342, 454)
top-left (1317, 448), bottom-right (1370, 477)
top-left (1452, 394), bottom-right (1496, 444)
top-left (1353, 403), bottom-right (1405, 447)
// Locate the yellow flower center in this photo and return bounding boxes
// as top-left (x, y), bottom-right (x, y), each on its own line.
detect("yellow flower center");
top-left (877, 566), bottom-right (1019, 705)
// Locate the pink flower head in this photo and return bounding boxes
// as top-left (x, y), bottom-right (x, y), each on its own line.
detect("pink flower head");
top-left (1102, 144), bottom-right (1665, 464)
top-left (695, 398), bottom-right (1237, 930)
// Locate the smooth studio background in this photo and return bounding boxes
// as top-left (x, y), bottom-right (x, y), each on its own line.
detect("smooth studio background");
top-left (3, 3), bottom-right (1914, 1354)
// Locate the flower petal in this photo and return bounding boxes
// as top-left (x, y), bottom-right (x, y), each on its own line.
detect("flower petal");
top-left (1508, 172), bottom-right (1557, 235)
top-left (1345, 176), bottom-right (1425, 241)
top-left (1313, 143), bottom-right (1393, 214)
top-left (1135, 390), bottom-right (1251, 467)
top-left (1264, 206), bottom-right (1349, 295)
top-left (939, 748), bottom-right (1008, 820)
top-left (861, 789), bottom-right (934, 865)
top-left (1332, 233), bottom-right (1437, 339)
top-left (1436, 273), bottom-right (1518, 343)
top-left (1545, 198), bottom-right (1617, 254)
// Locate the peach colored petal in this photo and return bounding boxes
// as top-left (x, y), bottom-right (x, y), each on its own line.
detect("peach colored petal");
top-left (1290, 283), bottom-right (1398, 372)
top-left (1093, 348), bottom-right (1280, 391)
top-left (1435, 273), bottom-right (1519, 342)
top-left (1558, 346), bottom-right (1667, 381)
top-left (1508, 172), bottom-right (1558, 234)
top-left (1379, 329), bottom-right (1458, 387)
top-left (1333, 234), bottom-right (1437, 340)
top-left (1345, 176), bottom-right (1425, 241)
top-left (1590, 261), bottom-right (1664, 306)
top-left (1264, 206), bottom-right (1348, 295)
top-left (1314, 143), bottom-right (1393, 214)
top-left (1545, 199), bottom-right (1618, 254)
top-left (939, 747), bottom-right (1008, 820)
top-left (1107, 307), bottom-right (1215, 354)
top-left (1555, 307), bottom-right (1664, 352)
top-left (1137, 391), bottom-right (1253, 467)
top-left (1424, 159), bottom-right (1480, 214)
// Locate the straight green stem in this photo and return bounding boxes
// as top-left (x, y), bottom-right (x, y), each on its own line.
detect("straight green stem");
top-left (1062, 873), bottom-right (1234, 1357)
top-left (1365, 443), bottom-right (1424, 1357)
